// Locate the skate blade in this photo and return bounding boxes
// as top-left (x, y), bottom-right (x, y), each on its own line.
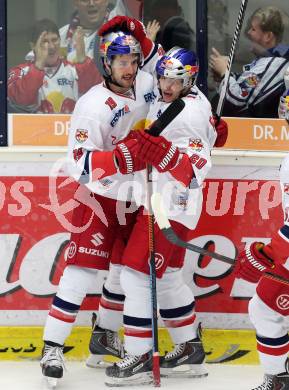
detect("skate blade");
top-left (43, 377), bottom-right (59, 389)
top-left (105, 372), bottom-right (153, 387)
top-left (160, 363), bottom-right (208, 378)
top-left (86, 354), bottom-right (119, 369)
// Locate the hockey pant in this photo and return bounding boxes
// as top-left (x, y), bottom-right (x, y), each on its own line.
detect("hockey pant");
top-left (120, 266), bottom-right (198, 356)
top-left (43, 265), bottom-right (99, 345)
top-left (248, 266), bottom-right (289, 375)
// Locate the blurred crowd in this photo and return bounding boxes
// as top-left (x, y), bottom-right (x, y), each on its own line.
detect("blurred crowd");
top-left (6, 0), bottom-right (289, 119)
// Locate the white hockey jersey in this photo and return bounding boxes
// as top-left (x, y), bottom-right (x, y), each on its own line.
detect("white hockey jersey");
top-left (133, 86), bottom-right (217, 229)
top-left (67, 69), bottom-right (157, 201)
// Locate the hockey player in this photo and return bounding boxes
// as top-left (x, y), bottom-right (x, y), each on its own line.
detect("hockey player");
top-left (104, 47), bottom-right (218, 386)
top-left (40, 28), bottom-right (159, 386)
top-left (209, 6), bottom-right (289, 118)
top-left (234, 152), bottom-right (289, 389)
top-left (8, 19), bottom-right (99, 114)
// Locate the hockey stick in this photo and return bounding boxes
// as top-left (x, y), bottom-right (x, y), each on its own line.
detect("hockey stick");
top-left (151, 192), bottom-right (235, 265)
top-left (148, 98), bottom-right (185, 136)
top-left (146, 98), bottom-right (185, 387)
top-left (216, 0), bottom-right (248, 117)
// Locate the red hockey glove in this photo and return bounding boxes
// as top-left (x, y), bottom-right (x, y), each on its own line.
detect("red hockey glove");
top-left (136, 130), bottom-right (180, 173)
top-left (213, 115), bottom-right (228, 147)
top-left (113, 138), bottom-right (145, 174)
top-left (98, 16), bottom-right (128, 36)
top-left (234, 242), bottom-right (275, 283)
top-left (99, 16), bottom-right (153, 58)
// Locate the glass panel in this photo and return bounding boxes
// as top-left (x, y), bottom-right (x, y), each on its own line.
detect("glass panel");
top-left (144, 0), bottom-right (196, 52)
top-left (6, 0), bottom-right (142, 145)
top-left (208, 0), bottom-right (289, 118)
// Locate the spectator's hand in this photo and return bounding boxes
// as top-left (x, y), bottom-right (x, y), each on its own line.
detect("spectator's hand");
top-left (146, 20), bottom-right (160, 42)
top-left (212, 115), bottom-right (228, 147)
top-left (209, 47), bottom-right (228, 81)
top-left (234, 242), bottom-right (274, 283)
top-left (74, 26), bottom-right (86, 63)
top-left (34, 31), bottom-right (49, 70)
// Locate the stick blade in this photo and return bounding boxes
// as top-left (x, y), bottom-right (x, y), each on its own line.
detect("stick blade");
top-left (151, 192), bottom-right (170, 230)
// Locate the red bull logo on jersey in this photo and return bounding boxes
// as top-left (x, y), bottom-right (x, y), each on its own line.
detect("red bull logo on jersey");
top-left (110, 105), bottom-right (130, 127)
top-left (189, 138), bottom-right (203, 152)
top-left (75, 129), bottom-right (88, 143)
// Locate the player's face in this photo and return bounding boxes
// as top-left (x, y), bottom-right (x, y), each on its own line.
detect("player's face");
top-left (111, 54), bottom-right (139, 91)
top-left (159, 77), bottom-right (184, 102)
top-left (74, 0), bottom-right (108, 29)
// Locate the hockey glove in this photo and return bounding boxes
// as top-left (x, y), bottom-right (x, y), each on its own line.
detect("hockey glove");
top-left (98, 16), bottom-right (128, 36)
top-left (136, 130), bottom-right (180, 173)
top-left (212, 115), bottom-right (228, 147)
top-left (113, 138), bottom-right (145, 174)
top-left (98, 16), bottom-right (153, 58)
top-left (234, 242), bottom-right (275, 283)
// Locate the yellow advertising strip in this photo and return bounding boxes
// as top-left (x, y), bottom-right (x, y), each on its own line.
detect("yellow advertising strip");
top-left (224, 117), bottom-right (289, 151)
top-left (0, 327), bottom-right (259, 365)
top-left (10, 114), bottom-right (289, 150)
top-left (12, 114), bottom-right (70, 146)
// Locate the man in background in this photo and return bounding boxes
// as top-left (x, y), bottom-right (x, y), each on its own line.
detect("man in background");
top-left (209, 6), bottom-right (289, 118)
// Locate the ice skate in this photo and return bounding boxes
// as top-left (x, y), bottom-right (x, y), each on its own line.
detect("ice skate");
top-left (86, 313), bottom-right (124, 368)
top-left (105, 352), bottom-right (153, 387)
top-left (40, 343), bottom-right (65, 388)
top-left (251, 372), bottom-right (289, 390)
top-left (160, 338), bottom-right (208, 378)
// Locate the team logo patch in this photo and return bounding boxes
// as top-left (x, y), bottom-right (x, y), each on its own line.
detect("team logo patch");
top-left (276, 294), bottom-right (289, 311)
top-left (243, 73), bottom-right (260, 88)
top-left (73, 147), bottom-right (84, 162)
top-left (75, 129), bottom-right (88, 143)
top-left (155, 253), bottom-right (165, 270)
top-left (66, 241), bottom-right (77, 259)
top-left (105, 97), bottom-right (117, 110)
top-left (189, 138), bottom-right (203, 152)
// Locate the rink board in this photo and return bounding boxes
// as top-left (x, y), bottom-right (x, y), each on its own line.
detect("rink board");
top-left (0, 327), bottom-right (259, 364)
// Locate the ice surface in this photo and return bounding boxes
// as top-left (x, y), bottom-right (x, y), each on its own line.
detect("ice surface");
top-left (0, 361), bottom-right (264, 390)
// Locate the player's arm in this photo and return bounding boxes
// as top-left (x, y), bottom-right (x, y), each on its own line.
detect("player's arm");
top-left (135, 129), bottom-right (212, 189)
top-left (68, 108), bottom-right (143, 183)
top-left (234, 227), bottom-right (289, 283)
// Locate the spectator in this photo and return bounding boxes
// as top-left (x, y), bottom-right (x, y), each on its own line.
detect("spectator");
top-left (8, 19), bottom-right (99, 114)
top-left (209, 6), bottom-right (289, 118)
top-left (145, 0), bottom-right (195, 52)
top-left (59, 0), bottom-right (132, 81)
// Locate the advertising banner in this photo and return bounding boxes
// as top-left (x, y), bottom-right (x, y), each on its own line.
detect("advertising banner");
top-left (10, 114), bottom-right (70, 146)
top-left (0, 175), bottom-right (283, 323)
top-left (10, 114), bottom-right (289, 151)
top-left (223, 117), bottom-right (289, 151)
